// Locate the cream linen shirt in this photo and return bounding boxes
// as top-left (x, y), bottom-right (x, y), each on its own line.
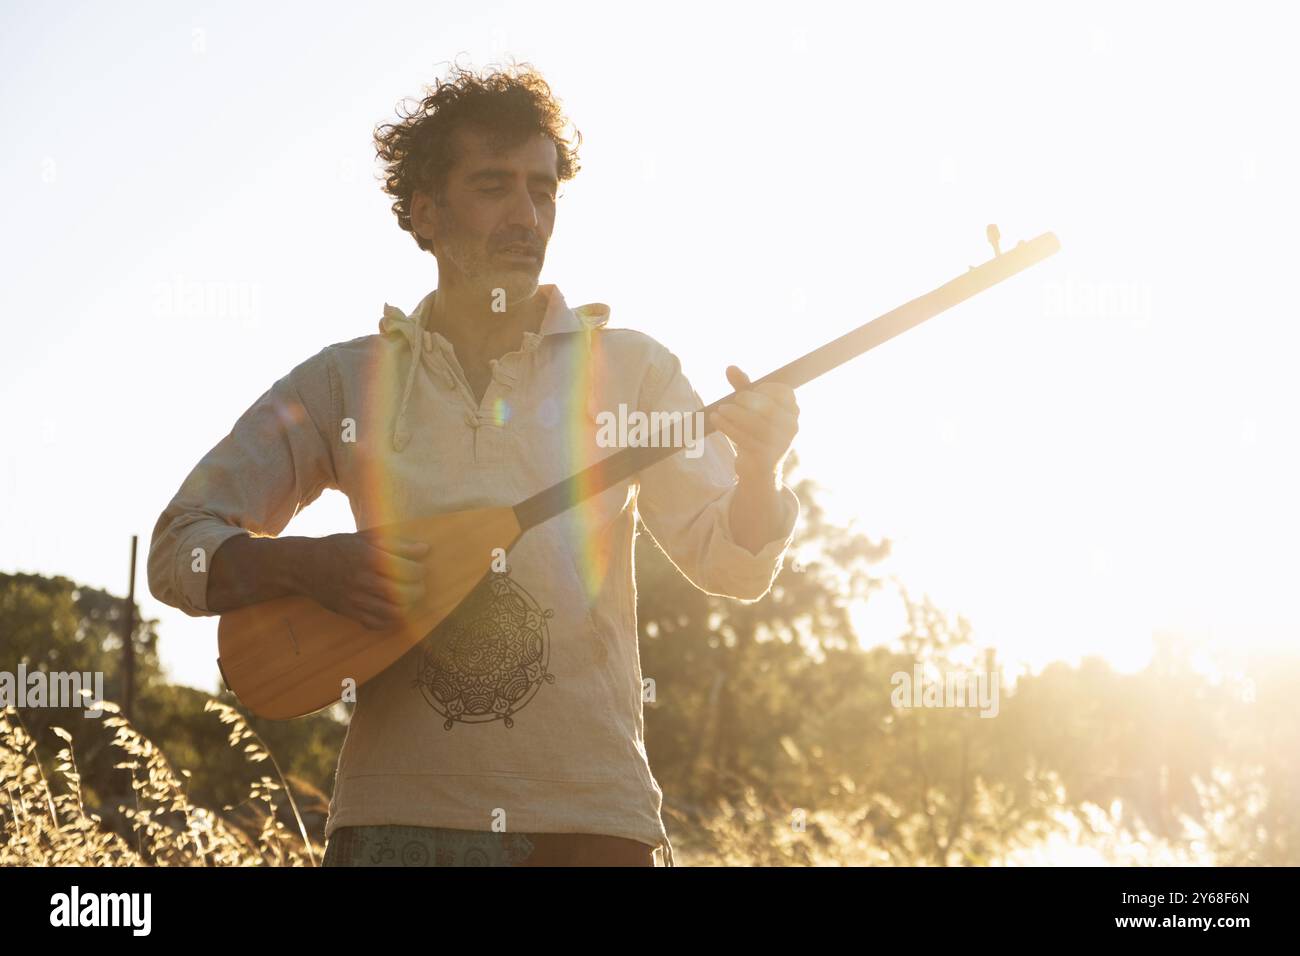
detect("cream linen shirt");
top-left (148, 283), bottom-right (800, 863)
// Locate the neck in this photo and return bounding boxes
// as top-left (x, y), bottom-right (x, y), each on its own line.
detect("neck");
top-left (428, 280), bottom-right (547, 358)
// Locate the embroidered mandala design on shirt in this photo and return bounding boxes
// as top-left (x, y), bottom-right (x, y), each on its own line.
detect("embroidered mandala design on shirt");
top-left (412, 571), bottom-right (555, 730)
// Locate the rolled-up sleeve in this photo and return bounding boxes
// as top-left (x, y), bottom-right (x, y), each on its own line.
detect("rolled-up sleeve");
top-left (147, 351), bottom-right (338, 616)
top-left (633, 343), bottom-right (800, 602)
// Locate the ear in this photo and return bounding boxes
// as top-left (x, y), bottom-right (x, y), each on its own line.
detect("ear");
top-left (411, 188), bottom-right (440, 251)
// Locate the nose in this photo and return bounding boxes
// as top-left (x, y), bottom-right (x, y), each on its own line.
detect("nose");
top-left (503, 182), bottom-right (542, 231)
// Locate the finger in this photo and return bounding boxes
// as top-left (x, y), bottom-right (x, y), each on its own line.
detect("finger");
top-left (707, 403), bottom-right (759, 431)
top-left (726, 392), bottom-right (799, 431)
top-left (712, 405), bottom-right (775, 452)
top-left (731, 388), bottom-right (798, 419)
top-left (729, 390), bottom-right (776, 415)
top-left (753, 383), bottom-right (797, 410)
top-left (367, 536), bottom-right (431, 559)
top-left (352, 596), bottom-right (410, 628)
top-left (708, 409), bottom-right (739, 451)
top-left (715, 401), bottom-right (786, 441)
top-left (363, 550), bottom-right (429, 583)
top-left (725, 365), bottom-right (752, 391)
top-left (381, 579), bottom-right (428, 606)
top-left (708, 403), bottom-right (743, 434)
top-left (358, 574), bottom-right (426, 606)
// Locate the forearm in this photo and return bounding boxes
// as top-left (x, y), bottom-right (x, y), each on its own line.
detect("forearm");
top-left (204, 534), bottom-right (316, 612)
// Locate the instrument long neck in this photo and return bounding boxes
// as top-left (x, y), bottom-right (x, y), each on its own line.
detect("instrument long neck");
top-left (513, 232), bottom-right (1060, 532)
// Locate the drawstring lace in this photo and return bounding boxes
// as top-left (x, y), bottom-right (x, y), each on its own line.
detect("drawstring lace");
top-left (392, 335), bottom-right (422, 452)
top-left (379, 300), bottom-right (429, 453)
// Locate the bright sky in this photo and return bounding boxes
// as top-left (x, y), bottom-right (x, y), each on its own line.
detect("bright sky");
top-left (2, 1), bottom-right (1297, 693)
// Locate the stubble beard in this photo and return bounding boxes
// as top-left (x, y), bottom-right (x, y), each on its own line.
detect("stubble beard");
top-left (440, 234), bottom-right (541, 308)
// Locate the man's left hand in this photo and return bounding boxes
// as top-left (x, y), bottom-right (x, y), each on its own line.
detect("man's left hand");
top-left (709, 365), bottom-right (799, 484)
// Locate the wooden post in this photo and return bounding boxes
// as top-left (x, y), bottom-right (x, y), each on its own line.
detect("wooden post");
top-left (124, 535), bottom-right (137, 722)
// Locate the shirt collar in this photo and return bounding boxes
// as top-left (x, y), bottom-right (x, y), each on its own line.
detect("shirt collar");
top-left (412, 284), bottom-right (603, 347)
top-left (383, 284), bottom-right (610, 452)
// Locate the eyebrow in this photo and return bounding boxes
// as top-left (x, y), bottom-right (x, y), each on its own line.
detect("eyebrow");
top-left (464, 168), bottom-right (558, 189)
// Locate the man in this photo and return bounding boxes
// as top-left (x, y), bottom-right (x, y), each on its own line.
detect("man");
top-left (148, 63), bottom-right (800, 867)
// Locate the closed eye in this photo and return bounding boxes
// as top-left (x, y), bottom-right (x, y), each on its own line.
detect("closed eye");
top-left (478, 186), bottom-right (554, 202)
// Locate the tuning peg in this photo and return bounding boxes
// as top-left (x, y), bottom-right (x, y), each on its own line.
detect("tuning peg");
top-left (986, 223), bottom-right (1002, 257)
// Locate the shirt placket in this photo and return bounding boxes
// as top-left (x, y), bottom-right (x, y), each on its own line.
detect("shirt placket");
top-left (474, 356), bottom-right (512, 464)
top-left (427, 331), bottom-right (528, 467)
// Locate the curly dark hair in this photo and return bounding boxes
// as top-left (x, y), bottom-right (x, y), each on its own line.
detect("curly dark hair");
top-left (373, 60), bottom-right (582, 254)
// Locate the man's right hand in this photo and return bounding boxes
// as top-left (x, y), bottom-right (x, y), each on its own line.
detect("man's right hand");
top-left (205, 530), bottom-right (430, 630)
top-left (299, 530), bottom-right (430, 630)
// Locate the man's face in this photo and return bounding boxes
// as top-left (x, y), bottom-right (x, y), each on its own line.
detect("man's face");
top-left (413, 126), bottom-right (558, 305)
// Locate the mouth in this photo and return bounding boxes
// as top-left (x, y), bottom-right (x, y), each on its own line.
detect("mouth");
top-left (496, 245), bottom-right (540, 264)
